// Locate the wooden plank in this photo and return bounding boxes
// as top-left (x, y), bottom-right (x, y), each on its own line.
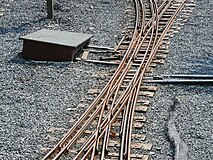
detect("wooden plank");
top-left (81, 50), bottom-right (89, 60)
top-left (108, 141), bottom-right (152, 150)
top-left (85, 59), bottom-right (120, 65)
top-left (135, 105), bottom-right (148, 112)
top-left (107, 153), bottom-right (149, 159)
top-left (134, 122), bottom-right (144, 129)
top-left (87, 88), bottom-right (100, 94)
top-left (132, 134), bottom-right (146, 140)
top-left (134, 116), bottom-right (147, 122)
top-left (139, 91), bottom-right (155, 97)
top-left (131, 143), bottom-right (153, 150)
top-left (137, 100), bottom-right (150, 105)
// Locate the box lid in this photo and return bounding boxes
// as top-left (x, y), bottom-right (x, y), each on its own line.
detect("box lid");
top-left (20, 29), bottom-right (93, 48)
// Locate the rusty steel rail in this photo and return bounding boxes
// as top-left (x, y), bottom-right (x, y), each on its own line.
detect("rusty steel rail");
top-left (42, 0), bottom-right (142, 157)
top-left (42, 0), bottom-right (189, 159)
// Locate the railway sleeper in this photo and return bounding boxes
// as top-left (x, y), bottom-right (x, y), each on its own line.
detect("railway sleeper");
top-left (136, 49), bottom-right (169, 55)
top-left (108, 141), bottom-right (152, 150)
top-left (95, 98), bottom-right (150, 108)
top-left (83, 130), bottom-right (146, 140)
top-left (138, 48), bottom-right (168, 53)
top-left (121, 39), bottom-right (169, 45)
top-left (137, 54), bottom-right (167, 63)
top-left (155, 54), bottom-right (168, 59)
top-left (91, 121), bottom-right (144, 129)
top-left (124, 85), bottom-right (156, 92)
top-left (117, 88), bottom-right (155, 97)
top-left (145, 67), bottom-right (155, 73)
top-left (126, 34), bottom-right (170, 41)
top-left (128, 85), bottom-right (157, 91)
top-left (133, 61), bottom-right (158, 67)
top-left (127, 69), bottom-right (150, 75)
top-left (135, 105), bottom-right (148, 112)
top-left (93, 115), bottom-right (146, 123)
top-left (131, 62), bottom-right (158, 67)
top-left (116, 115), bottom-right (146, 122)
top-left (136, 99), bottom-right (150, 105)
top-left (126, 21), bottom-right (170, 29)
top-left (139, 91), bottom-right (155, 97)
top-left (98, 153), bottom-right (149, 160)
top-left (87, 86), bottom-right (157, 96)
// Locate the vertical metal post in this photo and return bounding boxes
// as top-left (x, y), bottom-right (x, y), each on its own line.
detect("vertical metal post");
top-left (47, 0), bottom-right (54, 19)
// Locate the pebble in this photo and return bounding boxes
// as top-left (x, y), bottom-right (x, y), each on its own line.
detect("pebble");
top-left (145, 1), bottom-right (213, 159)
top-left (0, 0), bottom-right (126, 159)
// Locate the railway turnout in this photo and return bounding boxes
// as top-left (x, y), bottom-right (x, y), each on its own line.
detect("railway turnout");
top-left (42, 0), bottom-right (195, 159)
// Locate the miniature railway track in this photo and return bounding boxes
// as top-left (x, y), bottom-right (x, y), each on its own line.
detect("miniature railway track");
top-left (42, 0), bottom-right (194, 159)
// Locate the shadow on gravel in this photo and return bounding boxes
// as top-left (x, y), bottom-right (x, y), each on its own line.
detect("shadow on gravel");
top-left (0, 18), bottom-right (46, 34)
top-left (179, 85), bottom-right (213, 94)
top-left (9, 54), bottom-right (71, 68)
top-left (168, 97), bottom-right (188, 160)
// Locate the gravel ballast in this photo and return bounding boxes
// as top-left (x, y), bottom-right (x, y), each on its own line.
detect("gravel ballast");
top-left (0, 0), bottom-right (127, 159)
top-left (146, 0), bottom-right (213, 160)
top-left (0, 0), bottom-right (212, 160)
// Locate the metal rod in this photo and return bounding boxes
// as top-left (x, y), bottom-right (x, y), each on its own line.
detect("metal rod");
top-left (155, 75), bottom-right (213, 79)
top-left (47, 0), bottom-right (54, 19)
top-left (87, 45), bottom-right (114, 50)
top-left (144, 79), bottom-right (213, 84)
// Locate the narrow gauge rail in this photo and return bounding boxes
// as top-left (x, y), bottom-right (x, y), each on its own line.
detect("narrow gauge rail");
top-left (42, 0), bottom-right (189, 159)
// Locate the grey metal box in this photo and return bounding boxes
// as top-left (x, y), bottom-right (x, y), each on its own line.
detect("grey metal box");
top-left (20, 29), bottom-right (93, 61)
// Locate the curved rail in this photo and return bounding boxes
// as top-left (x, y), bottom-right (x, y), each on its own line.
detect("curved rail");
top-left (42, 0), bottom-right (187, 159)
